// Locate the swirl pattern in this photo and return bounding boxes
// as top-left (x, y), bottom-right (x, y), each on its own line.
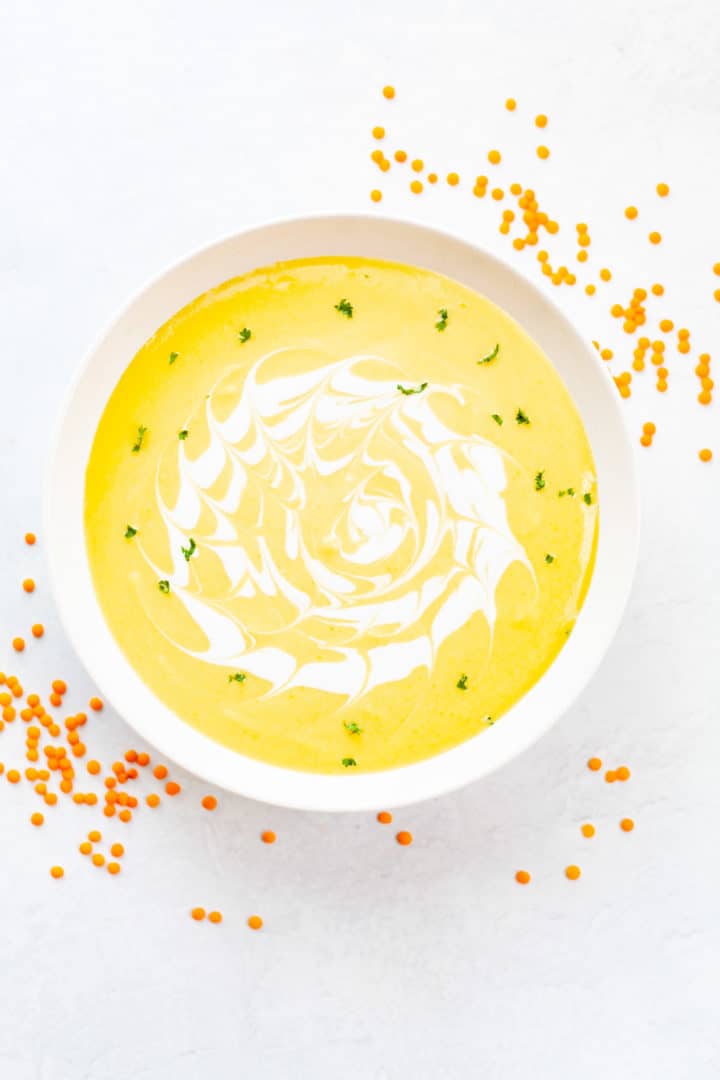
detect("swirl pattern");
top-left (141, 348), bottom-right (532, 700)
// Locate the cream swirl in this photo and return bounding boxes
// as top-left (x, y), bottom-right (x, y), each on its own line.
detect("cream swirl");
top-left (141, 348), bottom-right (532, 700)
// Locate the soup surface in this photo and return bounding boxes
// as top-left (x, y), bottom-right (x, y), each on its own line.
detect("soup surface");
top-left (85, 257), bottom-right (598, 772)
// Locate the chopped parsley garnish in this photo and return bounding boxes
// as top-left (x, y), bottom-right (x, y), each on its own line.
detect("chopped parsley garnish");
top-left (181, 537), bottom-right (197, 562)
top-left (491, 413), bottom-right (504, 426)
top-left (535, 470), bottom-right (546, 491)
top-left (435, 307), bottom-right (449, 331)
top-left (169, 351), bottom-right (179, 365)
top-left (158, 580), bottom-right (170, 594)
top-left (334, 299), bottom-right (354, 318)
top-left (515, 408), bottom-right (531, 425)
top-left (238, 327), bottom-right (252, 343)
top-left (341, 757), bottom-right (357, 768)
top-left (583, 492), bottom-right (593, 505)
top-left (132, 425), bottom-right (147, 453)
top-left (228, 672), bottom-right (247, 684)
top-left (558, 488), bottom-right (576, 498)
top-left (178, 429), bottom-right (189, 440)
top-left (456, 674), bottom-right (468, 690)
top-left (124, 525), bottom-right (138, 540)
top-left (344, 721), bottom-right (363, 735)
top-left (478, 343), bottom-right (500, 365)
top-left (545, 553), bottom-right (555, 564)
top-left (397, 382), bottom-right (428, 396)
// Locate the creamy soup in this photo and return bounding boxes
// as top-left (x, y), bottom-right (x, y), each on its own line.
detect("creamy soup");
top-left (85, 257), bottom-right (597, 773)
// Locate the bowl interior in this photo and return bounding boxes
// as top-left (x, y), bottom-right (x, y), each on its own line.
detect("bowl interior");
top-left (45, 214), bottom-right (639, 811)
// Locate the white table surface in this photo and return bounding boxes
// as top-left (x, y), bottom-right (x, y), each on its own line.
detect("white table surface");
top-left (1, 2), bottom-right (719, 1077)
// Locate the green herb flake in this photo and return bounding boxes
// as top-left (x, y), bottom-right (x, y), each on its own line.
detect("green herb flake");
top-left (334, 299), bottom-right (354, 318)
top-left (583, 492), bottom-right (593, 505)
top-left (344, 721), bottom-right (363, 735)
top-left (545, 553), bottom-right (555, 564)
top-left (169, 351), bottom-right (179, 365)
top-left (341, 757), bottom-right (357, 768)
top-left (238, 327), bottom-right (252, 343)
top-left (558, 487), bottom-right (576, 498)
top-left (132, 425), bottom-right (148, 453)
top-left (477, 343), bottom-right (500, 365)
top-left (228, 672), bottom-right (247, 684)
top-left (397, 382), bottom-right (428, 396)
top-left (485, 716), bottom-right (495, 726)
top-left (491, 413), bottom-right (504, 426)
top-left (456, 674), bottom-right (469, 691)
top-left (158, 580), bottom-right (170, 594)
top-left (181, 537), bottom-right (197, 562)
top-left (435, 307), bottom-right (449, 331)
top-left (178, 429), bottom-right (189, 440)
top-left (535, 470), bottom-right (546, 491)
top-left (124, 525), bottom-right (138, 540)
top-left (515, 408), bottom-right (531, 425)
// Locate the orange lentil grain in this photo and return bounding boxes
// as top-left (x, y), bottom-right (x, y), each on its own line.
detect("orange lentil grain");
top-left (31, 624), bottom-right (44, 638)
top-left (394, 150), bottom-right (407, 163)
top-left (625, 206), bottom-right (638, 220)
top-left (86, 760), bottom-right (101, 775)
top-left (640, 435), bottom-right (652, 447)
top-left (107, 862), bottom-right (121, 875)
top-left (30, 812), bottom-right (44, 826)
top-left (616, 766), bottom-right (631, 781)
top-left (620, 818), bottom-right (635, 832)
top-left (247, 915), bottom-right (263, 930)
top-left (7, 770), bottom-right (20, 784)
top-left (656, 182), bottom-right (669, 197)
top-left (491, 188), bottom-right (504, 201)
top-left (136, 752), bottom-right (150, 767)
top-left (396, 830), bottom-right (413, 846)
top-left (153, 764), bottom-right (168, 780)
top-left (698, 391), bottom-right (712, 404)
top-left (208, 911), bottom-right (223, 924)
top-left (118, 809), bottom-right (131, 823)
top-left (92, 853), bottom-right (105, 867)
top-left (488, 150), bottom-right (501, 164)
top-left (382, 86), bottom-right (395, 100)
top-left (659, 319), bottom-right (673, 332)
top-left (446, 172), bottom-right (459, 186)
top-left (166, 781), bottom-right (181, 796)
top-left (411, 159), bottom-right (423, 173)
top-left (652, 283), bottom-right (664, 296)
top-left (12, 638), bottom-right (25, 652)
top-left (643, 422), bottom-right (656, 436)
top-left (427, 172), bottom-right (438, 184)
top-left (79, 841), bottom-right (92, 855)
top-left (505, 98), bottom-right (516, 111)
top-left (372, 126), bottom-right (385, 140)
top-left (515, 870), bottom-right (531, 884)
top-left (88, 830), bottom-right (101, 842)
top-left (585, 285), bottom-right (596, 296)
top-left (649, 231), bottom-right (662, 244)
top-left (370, 190), bottom-right (382, 203)
top-left (52, 680), bottom-right (66, 695)
top-left (22, 578), bottom-right (35, 593)
top-left (565, 865), bottom-right (581, 880)
top-left (410, 180), bottom-right (423, 195)
top-left (599, 269), bottom-right (612, 282)
top-left (377, 811), bottom-right (393, 824)
top-left (201, 795), bottom-right (217, 811)
top-left (191, 907), bottom-right (206, 921)
top-left (699, 448), bottom-right (713, 462)
top-left (581, 824), bottom-right (595, 838)
top-left (50, 866), bottom-right (64, 879)
top-left (25, 533), bottom-right (36, 545)
top-left (605, 770), bottom-right (617, 783)
top-left (89, 697), bottom-right (103, 711)
top-left (49, 693), bottom-right (62, 707)
top-left (261, 830), bottom-right (277, 844)
top-left (535, 114), bottom-right (547, 128)
top-left (536, 145), bottom-right (550, 159)
top-left (146, 793), bottom-right (160, 808)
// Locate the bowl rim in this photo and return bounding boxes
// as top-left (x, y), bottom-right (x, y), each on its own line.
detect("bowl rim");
top-left (44, 211), bottom-right (640, 812)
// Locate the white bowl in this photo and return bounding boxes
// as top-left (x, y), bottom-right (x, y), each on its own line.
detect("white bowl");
top-left (45, 214), bottom-right (639, 812)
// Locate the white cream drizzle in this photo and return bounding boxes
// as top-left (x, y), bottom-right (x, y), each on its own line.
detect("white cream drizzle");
top-left (141, 348), bottom-right (533, 700)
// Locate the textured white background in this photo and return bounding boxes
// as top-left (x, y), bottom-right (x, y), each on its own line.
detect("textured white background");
top-left (1, 2), bottom-right (719, 1077)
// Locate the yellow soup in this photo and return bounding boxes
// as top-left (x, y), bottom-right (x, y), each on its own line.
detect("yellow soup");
top-left (85, 257), bottom-right (598, 773)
